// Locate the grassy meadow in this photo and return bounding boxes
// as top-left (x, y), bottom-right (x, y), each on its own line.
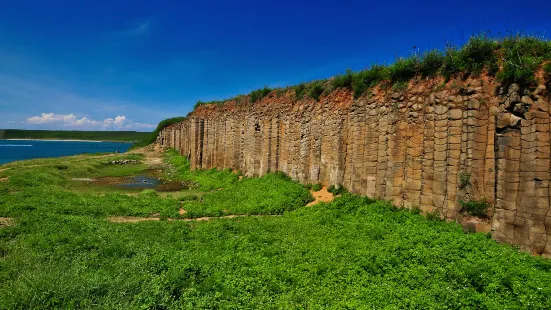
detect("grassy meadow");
top-left (0, 149), bottom-right (550, 309)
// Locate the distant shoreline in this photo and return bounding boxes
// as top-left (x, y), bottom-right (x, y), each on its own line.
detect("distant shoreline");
top-left (2, 139), bottom-right (133, 143)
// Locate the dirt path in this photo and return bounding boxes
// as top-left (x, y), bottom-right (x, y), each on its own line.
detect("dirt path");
top-left (108, 213), bottom-right (275, 223)
top-left (130, 144), bottom-right (164, 166)
top-left (306, 187), bottom-right (334, 206)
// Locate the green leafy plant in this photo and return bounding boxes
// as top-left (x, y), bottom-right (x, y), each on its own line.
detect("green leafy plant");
top-left (392, 81), bottom-right (408, 92)
top-left (459, 172), bottom-right (471, 189)
top-left (497, 36), bottom-right (550, 87)
top-left (308, 83), bottom-right (325, 101)
top-left (294, 83), bottom-right (307, 100)
top-left (419, 50), bottom-right (445, 77)
top-left (328, 184), bottom-right (347, 195)
top-left (352, 65), bottom-right (389, 98)
top-left (250, 86), bottom-right (272, 103)
top-left (456, 35), bottom-right (498, 76)
top-left (388, 56), bottom-right (419, 83)
top-left (332, 69), bottom-right (354, 90)
top-left (311, 183), bottom-right (322, 192)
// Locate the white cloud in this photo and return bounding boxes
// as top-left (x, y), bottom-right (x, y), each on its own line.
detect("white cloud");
top-left (26, 113), bottom-right (155, 131)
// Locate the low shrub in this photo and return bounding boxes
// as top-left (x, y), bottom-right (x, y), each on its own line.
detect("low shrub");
top-left (294, 83), bottom-right (306, 100)
top-left (328, 184), bottom-right (347, 195)
top-left (250, 86), bottom-right (272, 103)
top-left (455, 35), bottom-right (498, 76)
top-left (308, 83), bottom-right (325, 101)
top-left (332, 69), bottom-right (354, 90)
top-left (419, 50), bottom-right (444, 77)
top-left (459, 172), bottom-right (471, 189)
top-left (311, 183), bottom-right (322, 192)
top-left (460, 199), bottom-right (490, 218)
top-left (388, 56), bottom-right (419, 83)
top-left (352, 65), bottom-right (389, 98)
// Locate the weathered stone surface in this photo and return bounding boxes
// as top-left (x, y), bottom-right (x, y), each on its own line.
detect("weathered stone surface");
top-left (158, 80), bottom-right (551, 257)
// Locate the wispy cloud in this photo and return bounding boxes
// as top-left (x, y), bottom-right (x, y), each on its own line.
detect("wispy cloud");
top-left (113, 18), bottom-right (154, 38)
top-left (26, 113), bottom-right (155, 130)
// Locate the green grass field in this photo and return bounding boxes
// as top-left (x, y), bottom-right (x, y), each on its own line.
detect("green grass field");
top-left (0, 149), bottom-right (550, 309)
top-left (0, 129), bottom-right (150, 142)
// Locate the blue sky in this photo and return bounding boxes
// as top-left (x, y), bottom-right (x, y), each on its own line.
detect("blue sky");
top-left (1, 0), bottom-right (550, 131)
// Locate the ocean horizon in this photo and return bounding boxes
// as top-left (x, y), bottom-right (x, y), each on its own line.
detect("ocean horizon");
top-left (0, 139), bottom-right (133, 165)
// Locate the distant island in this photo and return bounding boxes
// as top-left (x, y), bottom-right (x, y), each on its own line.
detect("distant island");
top-left (0, 129), bottom-right (151, 142)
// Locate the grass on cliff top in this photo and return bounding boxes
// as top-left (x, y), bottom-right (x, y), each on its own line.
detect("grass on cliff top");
top-left (193, 34), bottom-right (551, 110)
top-left (1, 151), bottom-right (551, 308)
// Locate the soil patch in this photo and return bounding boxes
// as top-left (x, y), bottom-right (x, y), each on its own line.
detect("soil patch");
top-left (130, 144), bottom-right (164, 167)
top-left (0, 217), bottom-right (14, 227)
top-left (0, 177), bottom-right (8, 182)
top-left (307, 187), bottom-right (334, 206)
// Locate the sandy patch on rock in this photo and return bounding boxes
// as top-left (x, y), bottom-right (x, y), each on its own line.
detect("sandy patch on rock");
top-left (306, 187), bottom-right (334, 206)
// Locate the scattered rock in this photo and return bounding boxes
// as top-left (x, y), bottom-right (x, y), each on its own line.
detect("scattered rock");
top-left (109, 159), bottom-right (139, 165)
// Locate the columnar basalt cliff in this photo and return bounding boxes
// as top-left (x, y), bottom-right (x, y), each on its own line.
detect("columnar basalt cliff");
top-left (159, 78), bottom-right (551, 257)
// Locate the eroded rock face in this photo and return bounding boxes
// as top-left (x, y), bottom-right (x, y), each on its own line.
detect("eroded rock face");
top-left (158, 79), bottom-right (551, 257)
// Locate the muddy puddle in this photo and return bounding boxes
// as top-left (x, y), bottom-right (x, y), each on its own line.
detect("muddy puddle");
top-left (78, 169), bottom-right (189, 192)
top-left (116, 176), bottom-right (188, 192)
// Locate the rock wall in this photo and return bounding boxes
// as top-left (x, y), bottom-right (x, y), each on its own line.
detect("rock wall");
top-left (158, 78), bottom-right (551, 257)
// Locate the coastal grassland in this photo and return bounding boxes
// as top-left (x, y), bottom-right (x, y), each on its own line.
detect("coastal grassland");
top-left (1, 151), bottom-right (551, 308)
top-left (0, 129), bottom-right (149, 142)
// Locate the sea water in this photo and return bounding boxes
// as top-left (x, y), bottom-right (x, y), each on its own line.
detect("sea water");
top-left (0, 140), bottom-right (132, 165)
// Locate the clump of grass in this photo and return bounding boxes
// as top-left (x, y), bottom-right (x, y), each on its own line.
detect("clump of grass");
top-left (392, 81), bottom-right (408, 92)
top-left (459, 172), bottom-right (471, 189)
top-left (308, 83), bottom-right (325, 101)
top-left (460, 199), bottom-right (490, 218)
top-left (294, 83), bottom-right (306, 100)
top-left (250, 86), bottom-right (272, 103)
top-left (352, 65), bottom-right (389, 98)
top-left (389, 56), bottom-right (419, 83)
top-left (419, 50), bottom-right (445, 77)
top-left (497, 36), bottom-right (550, 87)
top-left (328, 184), bottom-right (347, 195)
top-left (332, 69), bottom-right (354, 90)
top-left (456, 35), bottom-right (498, 76)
